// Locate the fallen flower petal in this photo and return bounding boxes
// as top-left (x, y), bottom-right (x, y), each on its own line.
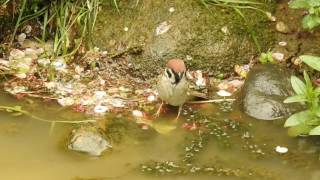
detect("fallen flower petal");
top-left (217, 90), bottom-right (232, 97)
top-left (275, 146), bottom-right (288, 154)
top-left (94, 105), bottom-right (109, 114)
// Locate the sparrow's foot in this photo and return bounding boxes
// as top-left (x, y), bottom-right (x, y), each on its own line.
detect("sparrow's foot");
top-left (154, 101), bottom-right (164, 118)
top-left (173, 105), bottom-right (183, 122)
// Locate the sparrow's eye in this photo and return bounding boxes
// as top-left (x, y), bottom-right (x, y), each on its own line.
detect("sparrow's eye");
top-left (166, 69), bottom-right (172, 78)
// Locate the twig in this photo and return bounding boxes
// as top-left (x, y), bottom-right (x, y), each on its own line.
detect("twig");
top-left (186, 98), bottom-right (236, 104)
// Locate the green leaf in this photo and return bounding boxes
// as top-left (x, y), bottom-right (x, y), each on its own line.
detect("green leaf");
top-left (284, 110), bottom-right (313, 127)
top-left (300, 55), bottom-right (320, 71)
top-left (309, 125), bottom-right (320, 135)
top-left (288, 124), bottom-right (313, 136)
top-left (303, 71), bottom-right (313, 90)
top-left (284, 95), bottom-right (307, 103)
top-left (315, 87), bottom-right (320, 95)
top-left (302, 15), bottom-right (320, 29)
top-left (309, 0), bottom-right (320, 7)
top-left (291, 76), bottom-right (306, 95)
top-left (289, 0), bottom-right (311, 9)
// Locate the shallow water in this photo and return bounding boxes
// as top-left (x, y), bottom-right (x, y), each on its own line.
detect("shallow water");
top-left (0, 93), bottom-right (320, 180)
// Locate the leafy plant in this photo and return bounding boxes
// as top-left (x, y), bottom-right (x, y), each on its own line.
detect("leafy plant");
top-left (259, 51), bottom-right (275, 64)
top-left (289, 0), bottom-right (320, 30)
top-left (284, 55), bottom-right (320, 136)
top-left (10, 0), bottom-right (102, 58)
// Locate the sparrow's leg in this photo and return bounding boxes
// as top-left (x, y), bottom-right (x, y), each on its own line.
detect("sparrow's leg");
top-left (174, 105), bottom-right (183, 122)
top-left (154, 101), bottom-right (164, 117)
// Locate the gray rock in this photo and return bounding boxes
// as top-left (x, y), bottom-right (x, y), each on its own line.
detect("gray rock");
top-left (93, 0), bottom-right (275, 79)
top-left (240, 64), bottom-right (298, 120)
top-left (68, 126), bottom-right (112, 156)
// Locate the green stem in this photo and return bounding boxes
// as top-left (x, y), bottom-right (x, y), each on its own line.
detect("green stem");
top-left (0, 106), bottom-right (96, 124)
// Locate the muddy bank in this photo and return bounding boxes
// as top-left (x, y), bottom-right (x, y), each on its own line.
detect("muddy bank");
top-left (93, 0), bottom-right (275, 79)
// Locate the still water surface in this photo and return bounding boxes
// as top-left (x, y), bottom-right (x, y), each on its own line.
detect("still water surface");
top-left (0, 93), bottom-right (320, 180)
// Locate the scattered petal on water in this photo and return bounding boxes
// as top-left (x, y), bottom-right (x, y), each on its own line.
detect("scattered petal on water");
top-left (275, 146), bottom-right (288, 154)
top-left (94, 105), bottom-right (109, 114)
top-left (141, 124), bottom-right (149, 130)
top-left (169, 7), bottom-right (175, 12)
top-left (217, 90), bottom-right (232, 97)
top-left (155, 21), bottom-right (172, 35)
top-left (58, 97), bottom-right (75, 106)
top-left (132, 110), bottom-right (144, 117)
top-left (124, 27), bottom-right (129, 32)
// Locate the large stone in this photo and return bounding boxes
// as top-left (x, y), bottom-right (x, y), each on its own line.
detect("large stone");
top-left (93, 0), bottom-right (275, 79)
top-left (240, 64), bottom-right (298, 120)
top-left (68, 125), bottom-right (112, 156)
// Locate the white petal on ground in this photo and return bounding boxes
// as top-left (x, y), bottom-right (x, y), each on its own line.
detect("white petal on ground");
top-left (132, 110), bottom-right (144, 117)
top-left (278, 41), bottom-right (287, 46)
top-left (58, 97), bottom-right (75, 106)
top-left (272, 52), bottom-right (285, 61)
top-left (25, 25), bottom-right (32, 34)
top-left (17, 33), bottom-right (26, 44)
top-left (38, 58), bottom-right (50, 66)
top-left (52, 58), bottom-right (67, 71)
top-left (15, 73), bottom-right (27, 79)
top-left (275, 146), bottom-right (288, 154)
top-left (94, 91), bottom-right (107, 99)
top-left (217, 90), bottom-right (232, 97)
top-left (10, 49), bottom-right (25, 59)
top-left (155, 21), bottom-right (172, 35)
top-left (110, 98), bottom-right (125, 108)
top-left (94, 105), bottom-right (109, 114)
top-left (147, 94), bottom-right (156, 102)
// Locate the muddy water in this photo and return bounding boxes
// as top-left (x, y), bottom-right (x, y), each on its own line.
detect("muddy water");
top-left (0, 93), bottom-right (320, 180)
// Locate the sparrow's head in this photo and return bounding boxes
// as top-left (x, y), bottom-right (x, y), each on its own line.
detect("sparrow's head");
top-left (164, 59), bottom-right (187, 85)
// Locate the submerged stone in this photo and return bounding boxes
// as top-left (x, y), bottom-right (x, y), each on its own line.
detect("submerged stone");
top-left (240, 64), bottom-right (298, 120)
top-left (68, 125), bottom-right (112, 156)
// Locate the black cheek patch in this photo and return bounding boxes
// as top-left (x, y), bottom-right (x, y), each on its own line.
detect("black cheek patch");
top-left (166, 69), bottom-right (172, 78)
top-left (173, 71), bottom-right (181, 84)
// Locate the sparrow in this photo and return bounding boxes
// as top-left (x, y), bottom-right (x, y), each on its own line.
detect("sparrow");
top-left (155, 58), bottom-right (189, 120)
